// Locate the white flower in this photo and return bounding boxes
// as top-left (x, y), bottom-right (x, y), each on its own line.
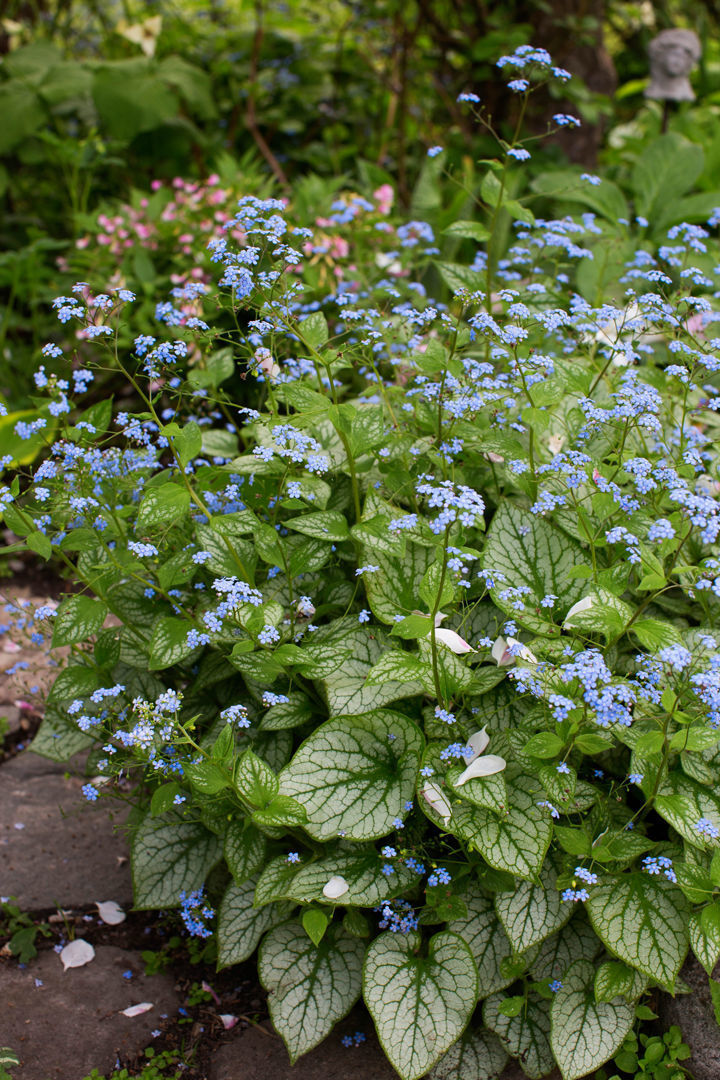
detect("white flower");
top-left (322, 875), bottom-right (350, 899)
top-left (421, 781), bottom-right (452, 824)
top-left (117, 15), bottom-right (162, 57)
top-left (491, 636), bottom-right (537, 666)
top-left (454, 727), bottom-right (506, 786)
top-left (563, 596), bottom-right (594, 627)
top-left (121, 1002), bottom-right (154, 1017)
top-left (432, 628), bottom-right (475, 654)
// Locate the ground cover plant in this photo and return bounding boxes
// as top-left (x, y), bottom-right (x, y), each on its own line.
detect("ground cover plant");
top-left (4, 45), bottom-right (720, 1080)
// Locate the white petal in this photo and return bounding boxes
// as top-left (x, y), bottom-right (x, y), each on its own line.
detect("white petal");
top-left (121, 1002), bottom-right (154, 1017)
top-left (322, 875), bottom-right (350, 899)
top-left (95, 900), bottom-right (126, 925)
top-left (455, 755), bottom-right (507, 786)
top-left (60, 939), bottom-right (95, 971)
top-left (219, 1014), bottom-right (239, 1030)
top-left (433, 628), bottom-right (475, 654)
top-left (564, 596), bottom-right (594, 626)
top-left (462, 728), bottom-right (490, 764)
top-left (507, 637), bottom-right (538, 665)
top-left (491, 636), bottom-right (513, 666)
top-left (421, 781), bottom-right (452, 824)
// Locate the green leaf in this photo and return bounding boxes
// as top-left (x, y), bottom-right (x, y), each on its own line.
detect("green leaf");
top-left (285, 510), bottom-right (349, 541)
top-left (136, 483), bottom-right (190, 532)
top-left (170, 421), bottom-right (202, 468)
top-left (364, 931), bottom-right (478, 1080)
top-left (359, 543), bottom-right (436, 626)
top-left (52, 595), bottom-right (108, 647)
top-left (447, 762), bottom-right (508, 816)
top-left (298, 311), bottom-right (329, 349)
top-left (273, 847), bottom-right (417, 908)
top-left (217, 875), bottom-right (291, 968)
top-left (279, 710), bottom-right (424, 841)
top-left (92, 62), bottom-right (178, 139)
top-left (26, 530), bottom-right (52, 560)
top-left (527, 917), bottom-right (601, 982)
top-left (586, 874), bottom-right (688, 990)
top-left (632, 133), bottom-right (704, 223)
top-left (689, 905), bottom-right (720, 975)
top-left (436, 260), bottom-right (485, 295)
top-left (523, 732), bottom-right (565, 759)
top-left (253, 794), bottom-right (307, 828)
top-left (495, 863), bottom-right (572, 954)
top-left (594, 960), bottom-right (648, 1003)
top-left (184, 761), bottom-right (229, 795)
top-left (551, 959), bottom-right (634, 1080)
top-left (452, 776), bottom-right (552, 881)
top-left (631, 618), bottom-right (684, 651)
top-left (574, 732), bottom-right (613, 754)
top-left (235, 749), bottom-right (279, 807)
top-left (349, 405), bottom-right (387, 456)
top-left (224, 821), bottom-right (267, 885)
top-left (530, 169), bottom-right (629, 223)
top-left (131, 812), bottom-right (221, 909)
top-left (364, 651), bottom-right (425, 687)
top-left (655, 772), bottom-right (720, 850)
top-left (47, 664), bottom-right (101, 704)
top-left (419, 559), bottom-right (456, 610)
top-left (260, 692), bottom-right (313, 731)
top-left (482, 503), bottom-right (585, 632)
top-left (428, 1024), bottom-right (507, 1080)
top-left (148, 616), bottom-right (195, 670)
top-left (484, 991), bottom-right (554, 1080)
top-left (30, 704), bottom-right (94, 761)
top-left (446, 893), bottom-right (517, 998)
top-left (302, 908), bottom-right (329, 946)
top-left (259, 922), bottom-right (364, 1061)
top-left (442, 220), bottom-right (491, 242)
top-left (0, 85), bottom-right (45, 154)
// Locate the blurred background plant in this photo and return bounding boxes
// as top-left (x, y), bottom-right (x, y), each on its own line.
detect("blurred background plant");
top-left (3, 0), bottom-right (720, 409)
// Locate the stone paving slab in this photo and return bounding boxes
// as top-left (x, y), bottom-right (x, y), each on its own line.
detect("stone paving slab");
top-left (660, 957), bottom-right (720, 1080)
top-left (0, 751), bottom-right (133, 909)
top-left (3, 944), bottom-right (181, 1080)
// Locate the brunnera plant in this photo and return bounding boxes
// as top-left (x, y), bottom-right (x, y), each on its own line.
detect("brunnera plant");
top-left (3, 45), bottom-right (720, 1080)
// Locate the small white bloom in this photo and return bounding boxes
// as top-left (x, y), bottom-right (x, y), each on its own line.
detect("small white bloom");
top-left (548, 433), bottom-right (565, 455)
top-left (432, 628), bottom-right (475, 654)
top-left (421, 781), bottom-right (452, 824)
top-left (491, 636), bottom-right (537, 666)
top-left (60, 939), bottom-right (95, 971)
top-left (322, 875), bottom-right (350, 899)
top-left (455, 727), bottom-right (506, 786)
top-left (563, 596), bottom-right (594, 627)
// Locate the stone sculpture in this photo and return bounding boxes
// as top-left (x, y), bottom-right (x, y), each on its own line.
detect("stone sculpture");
top-left (646, 28), bottom-right (701, 102)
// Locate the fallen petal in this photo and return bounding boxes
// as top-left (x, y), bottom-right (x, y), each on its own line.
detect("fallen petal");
top-left (95, 900), bottom-right (126, 926)
top-left (121, 1002), bottom-right (154, 1017)
top-left (421, 781), bottom-right (452, 824)
top-left (60, 939), bottom-right (95, 971)
top-left (455, 755), bottom-right (507, 786)
top-left (462, 728), bottom-right (490, 764)
top-left (564, 596), bottom-right (594, 627)
top-left (322, 875), bottom-right (350, 900)
top-left (433, 628), bottom-right (475, 654)
top-left (491, 636), bottom-right (514, 666)
top-left (219, 1014), bottom-right (239, 1030)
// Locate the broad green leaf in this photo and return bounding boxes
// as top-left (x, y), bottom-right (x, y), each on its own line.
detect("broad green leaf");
top-left (47, 664), bottom-right (101, 704)
top-left (224, 820), bottom-right (267, 884)
top-left (632, 133), bottom-right (704, 223)
top-left (655, 772), bottom-right (720, 850)
top-left (324, 674), bottom-right (422, 716)
top-left (285, 510), bottom-right (349, 541)
top-left (252, 794), bottom-right (307, 828)
top-left (482, 503), bottom-right (585, 632)
top-left (359, 543), bottom-right (436, 625)
top-left (26, 530), bottom-right (52, 560)
top-left (364, 651), bottom-right (425, 687)
top-left (148, 616), bottom-right (195, 670)
top-left (523, 732), bottom-right (565, 759)
top-left (235, 748), bottom-right (279, 806)
top-left (689, 905), bottom-right (720, 975)
top-left (52, 595), bottom-right (108, 647)
top-left (259, 921), bottom-right (364, 1061)
top-left (442, 220), bottom-right (491, 242)
top-left (260, 692), bottom-right (314, 731)
top-left (349, 405), bottom-right (388, 455)
top-left (586, 874), bottom-right (688, 990)
top-left (30, 704), bottom-right (94, 762)
top-left (447, 761), bottom-right (507, 816)
top-left (169, 421), bottom-right (202, 468)
top-left (446, 892), bottom-right (517, 998)
top-left (452, 776), bottom-right (552, 881)
top-left (551, 959), bottom-right (634, 1080)
top-left (495, 863), bottom-right (572, 954)
top-left (150, 783), bottom-right (182, 817)
top-left (528, 916), bottom-right (601, 982)
top-left (530, 169), bottom-right (629, 222)
top-left (631, 617), bottom-right (684, 651)
top-left (184, 760), bottom-right (229, 795)
top-left (593, 960), bottom-right (648, 1002)
top-left (279, 710), bottom-right (424, 841)
top-left (302, 908), bottom-right (329, 946)
top-left (276, 847), bottom-right (417, 908)
top-left (136, 482), bottom-right (190, 531)
top-left (364, 931), bottom-right (478, 1080)
top-left (217, 875), bottom-right (291, 968)
top-left (428, 1024), bottom-right (507, 1080)
top-left (131, 813), bottom-right (221, 909)
top-left (484, 991), bottom-right (554, 1080)
top-left (298, 311), bottom-right (329, 349)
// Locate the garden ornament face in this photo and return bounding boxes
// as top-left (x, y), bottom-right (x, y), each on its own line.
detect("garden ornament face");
top-left (645, 28), bottom-right (701, 102)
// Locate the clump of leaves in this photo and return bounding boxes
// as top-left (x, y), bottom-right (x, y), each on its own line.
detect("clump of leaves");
top-left (0, 898), bottom-right (51, 963)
